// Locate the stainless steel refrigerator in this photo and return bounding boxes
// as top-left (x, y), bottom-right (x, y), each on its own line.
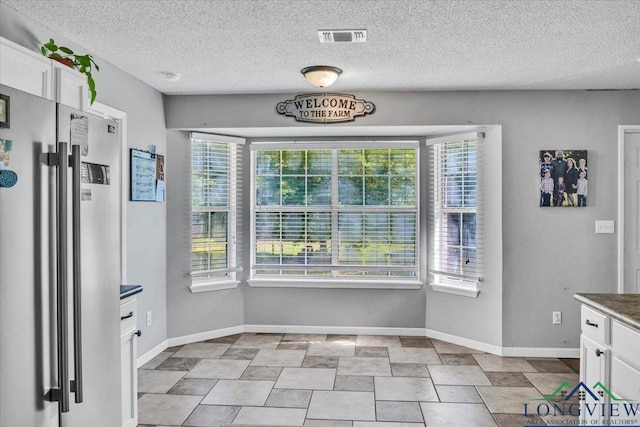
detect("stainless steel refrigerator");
top-left (0, 84), bottom-right (122, 427)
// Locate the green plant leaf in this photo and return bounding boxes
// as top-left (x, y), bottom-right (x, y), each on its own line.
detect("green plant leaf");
top-left (78, 56), bottom-right (90, 67)
top-left (40, 39), bottom-right (101, 104)
top-left (44, 40), bottom-right (57, 52)
top-left (87, 72), bottom-right (96, 104)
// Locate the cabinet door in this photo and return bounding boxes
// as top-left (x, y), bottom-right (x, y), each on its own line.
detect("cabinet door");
top-left (0, 37), bottom-right (52, 99)
top-left (53, 61), bottom-right (87, 111)
top-left (120, 328), bottom-right (138, 427)
top-left (611, 355), bottom-right (640, 401)
top-left (580, 334), bottom-right (609, 425)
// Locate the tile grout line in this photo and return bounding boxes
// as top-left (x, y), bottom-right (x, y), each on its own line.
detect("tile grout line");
top-left (137, 333), bottom-right (579, 426)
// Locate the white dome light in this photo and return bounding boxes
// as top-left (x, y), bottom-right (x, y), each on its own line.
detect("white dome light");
top-left (301, 66), bottom-right (342, 88)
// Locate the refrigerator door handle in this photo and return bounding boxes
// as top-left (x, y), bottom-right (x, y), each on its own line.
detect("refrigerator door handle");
top-left (49, 141), bottom-right (70, 412)
top-left (71, 144), bottom-right (83, 404)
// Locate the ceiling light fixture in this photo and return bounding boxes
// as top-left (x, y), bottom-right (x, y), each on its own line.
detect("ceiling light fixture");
top-left (162, 72), bottom-right (182, 82)
top-left (301, 66), bottom-right (342, 88)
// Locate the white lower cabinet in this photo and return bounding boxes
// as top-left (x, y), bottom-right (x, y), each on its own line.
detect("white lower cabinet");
top-left (120, 295), bottom-right (139, 427)
top-left (579, 304), bottom-right (640, 426)
top-left (579, 334), bottom-right (608, 425)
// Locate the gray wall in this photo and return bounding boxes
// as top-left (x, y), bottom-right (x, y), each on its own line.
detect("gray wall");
top-left (165, 90), bottom-right (640, 349)
top-left (1, 3), bottom-right (168, 355)
top-left (7, 2), bottom-right (636, 352)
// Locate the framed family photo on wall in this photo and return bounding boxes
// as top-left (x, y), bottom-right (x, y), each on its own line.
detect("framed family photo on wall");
top-left (540, 149), bottom-right (588, 207)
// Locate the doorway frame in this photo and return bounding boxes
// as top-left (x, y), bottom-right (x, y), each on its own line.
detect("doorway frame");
top-left (617, 125), bottom-right (640, 293)
top-left (88, 101), bottom-right (128, 285)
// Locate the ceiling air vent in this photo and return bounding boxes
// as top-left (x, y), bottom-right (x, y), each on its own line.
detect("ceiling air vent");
top-left (318, 29), bottom-right (367, 43)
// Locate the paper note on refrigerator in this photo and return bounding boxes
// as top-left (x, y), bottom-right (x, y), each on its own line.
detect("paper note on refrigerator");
top-left (70, 114), bottom-right (89, 156)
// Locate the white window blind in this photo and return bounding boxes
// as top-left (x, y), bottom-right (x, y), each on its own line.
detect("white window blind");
top-left (190, 133), bottom-right (244, 284)
top-left (428, 134), bottom-right (483, 285)
top-left (252, 144), bottom-right (419, 282)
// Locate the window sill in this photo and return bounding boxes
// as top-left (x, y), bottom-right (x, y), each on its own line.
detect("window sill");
top-left (430, 281), bottom-right (480, 298)
top-left (189, 280), bottom-right (240, 293)
top-left (248, 278), bottom-right (423, 290)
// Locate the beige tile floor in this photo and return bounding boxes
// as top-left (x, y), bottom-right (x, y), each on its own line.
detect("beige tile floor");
top-left (137, 333), bottom-right (580, 427)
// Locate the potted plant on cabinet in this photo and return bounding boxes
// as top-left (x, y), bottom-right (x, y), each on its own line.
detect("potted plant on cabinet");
top-left (41, 39), bottom-right (100, 105)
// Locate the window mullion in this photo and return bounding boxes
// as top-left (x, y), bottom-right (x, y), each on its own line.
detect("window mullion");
top-left (304, 151), bottom-right (309, 276)
top-left (387, 149), bottom-right (391, 277)
top-left (331, 149), bottom-right (339, 278)
top-left (228, 145), bottom-right (236, 276)
top-left (278, 211), bottom-right (283, 276)
top-left (207, 211), bottom-right (212, 271)
top-left (458, 212), bottom-right (463, 274)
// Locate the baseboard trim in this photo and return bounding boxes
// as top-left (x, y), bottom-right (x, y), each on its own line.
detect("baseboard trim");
top-left (137, 339), bottom-right (168, 368)
top-left (244, 324), bottom-right (425, 337)
top-left (139, 325), bottom-right (579, 365)
top-left (424, 327), bottom-right (503, 355)
top-left (501, 347), bottom-right (580, 358)
top-left (166, 325), bottom-right (245, 348)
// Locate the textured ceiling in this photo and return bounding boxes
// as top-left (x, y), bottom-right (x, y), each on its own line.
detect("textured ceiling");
top-left (2, 0), bottom-right (639, 95)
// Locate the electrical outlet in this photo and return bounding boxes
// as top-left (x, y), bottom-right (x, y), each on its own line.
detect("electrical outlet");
top-left (146, 311), bottom-right (152, 326)
top-left (553, 311), bottom-right (562, 325)
top-left (595, 220), bottom-right (614, 234)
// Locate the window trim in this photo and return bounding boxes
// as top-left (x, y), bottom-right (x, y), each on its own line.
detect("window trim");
top-left (250, 141), bottom-right (421, 288)
top-left (190, 279), bottom-right (241, 293)
top-left (189, 132), bottom-right (245, 292)
top-left (247, 278), bottom-right (422, 289)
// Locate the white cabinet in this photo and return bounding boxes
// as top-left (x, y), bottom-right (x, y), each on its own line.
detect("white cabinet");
top-left (53, 60), bottom-right (87, 111)
top-left (0, 36), bottom-right (88, 110)
top-left (120, 295), bottom-right (139, 427)
top-left (579, 334), bottom-right (608, 425)
top-left (579, 304), bottom-right (640, 425)
top-left (0, 37), bottom-right (52, 99)
top-left (610, 321), bottom-right (640, 401)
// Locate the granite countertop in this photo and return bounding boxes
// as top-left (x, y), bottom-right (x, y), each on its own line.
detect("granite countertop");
top-left (574, 293), bottom-right (640, 330)
top-left (120, 284), bottom-right (143, 299)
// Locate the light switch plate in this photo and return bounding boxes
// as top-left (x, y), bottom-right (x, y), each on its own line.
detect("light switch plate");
top-left (595, 220), bottom-right (615, 234)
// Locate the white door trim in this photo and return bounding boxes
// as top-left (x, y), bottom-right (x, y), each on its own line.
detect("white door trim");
top-left (617, 125), bottom-right (640, 294)
top-left (88, 101), bottom-right (128, 284)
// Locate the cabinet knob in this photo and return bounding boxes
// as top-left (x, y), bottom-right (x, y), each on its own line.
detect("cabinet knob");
top-left (134, 330), bottom-right (142, 337)
top-left (595, 348), bottom-right (604, 357)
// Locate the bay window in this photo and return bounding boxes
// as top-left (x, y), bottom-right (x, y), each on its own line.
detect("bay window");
top-left (428, 133), bottom-right (483, 297)
top-left (251, 142), bottom-right (420, 287)
top-left (190, 133), bottom-right (244, 291)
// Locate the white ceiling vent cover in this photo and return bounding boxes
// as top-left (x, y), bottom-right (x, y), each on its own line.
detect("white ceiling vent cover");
top-left (318, 29), bottom-right (367, 43)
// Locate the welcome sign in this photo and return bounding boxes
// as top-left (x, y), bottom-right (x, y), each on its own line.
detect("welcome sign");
top-left (276, 93), bottom-right (375, 123)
